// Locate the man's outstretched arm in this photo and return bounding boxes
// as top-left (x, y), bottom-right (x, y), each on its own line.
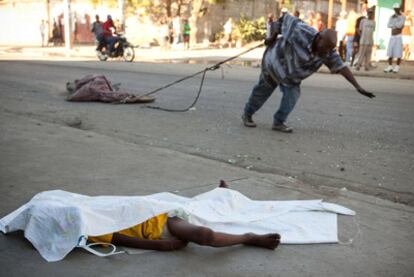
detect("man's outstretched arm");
top-left (339, 66), bottom-right (376, 98)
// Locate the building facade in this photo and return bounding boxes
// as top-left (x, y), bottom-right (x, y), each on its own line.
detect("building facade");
top-left (0, 0), bottom-right (410, 47)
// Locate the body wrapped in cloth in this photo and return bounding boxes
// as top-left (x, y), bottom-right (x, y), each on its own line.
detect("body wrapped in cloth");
top-left (0, 188), bottom-right (355, 262)
top-left (66, 75), bottom-right (155, 104)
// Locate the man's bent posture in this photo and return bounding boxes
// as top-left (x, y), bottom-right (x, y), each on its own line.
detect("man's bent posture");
top-left (242, 14), bottom-right (375, 133)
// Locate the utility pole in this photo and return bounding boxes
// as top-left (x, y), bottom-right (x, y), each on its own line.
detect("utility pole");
top-left (63, 0), bottom-right (72, 50)
top-left (118, 0), bottom-right (125, 31)
top-left (328, 0), bottom-right (334, 28)
top-left (342, 0), bottom-right (347, 11)
top-left (46, 0), bottom-right (51, 40)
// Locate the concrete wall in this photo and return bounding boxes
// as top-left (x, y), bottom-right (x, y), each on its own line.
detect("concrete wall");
top-left (188, 0), bottom-right (359, 43)
top-left (0, 1), bottom-right (49, 46)
top-left (1, 0), bottom-right (359, 46)
top-left (0, 0), bottom-right (118, 46)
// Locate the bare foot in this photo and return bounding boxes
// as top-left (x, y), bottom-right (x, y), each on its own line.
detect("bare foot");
top-left (219, 180), bottom-right (229, 188)
top-left (244, 233), bottom-right (281, 250)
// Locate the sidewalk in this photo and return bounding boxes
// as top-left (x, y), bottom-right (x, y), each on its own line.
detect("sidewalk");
top-left (1, 45), bottom-right (413, 80)
top-left (0, 109), bottom-right (413, 276)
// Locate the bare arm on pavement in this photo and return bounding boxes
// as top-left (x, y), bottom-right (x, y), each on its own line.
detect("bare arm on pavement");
top-left (339, 66), bottom-right (376, 98)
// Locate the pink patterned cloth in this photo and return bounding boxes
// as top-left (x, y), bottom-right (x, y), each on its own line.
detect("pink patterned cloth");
top-left (66, 75), bottom-right (154, 103)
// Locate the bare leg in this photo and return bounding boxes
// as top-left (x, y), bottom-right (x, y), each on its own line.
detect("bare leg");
top-left (351, 45), bottom-right (359, 66)
top-left (396, 58), bottom-right (401, 66)
top-left (167, 217), bottom-right (280, 250)
top-left (219, 180), bottom-right (229, 188)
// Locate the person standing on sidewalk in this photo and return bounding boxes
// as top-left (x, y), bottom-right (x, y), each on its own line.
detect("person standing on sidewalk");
top-left (224, 18), bottom-right (233, 48)
top-left (40, 20), bottom-right (47, 47)
top-left (242, 13), bottom-right (375, 133)
top-left (384, 3), bottom-right (406, 73)
top-left (172, 15), bottom-right (182, 45)
top-left (91, 15), bottom-right (104, 51)
top-left (335, 11), bottom-right (348, 61)
top-left (355, 8), bottom-right (375, 71)
top-left (350, 14), bottom-right (366, 67)
top-left (313, 12), bottom-right (325, 31)
top-left (344, 9), bottom-right (358, 65)
top-left (159, 18), bottom-right (170, 51)
top-left (183, 19), bottom-right (191, 50)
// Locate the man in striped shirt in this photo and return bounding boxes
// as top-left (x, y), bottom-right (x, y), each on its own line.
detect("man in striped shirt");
top-left (242, 14), bottom-right (375, 133)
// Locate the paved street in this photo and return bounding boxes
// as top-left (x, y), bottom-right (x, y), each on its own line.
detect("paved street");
top-left (0, 59), bottom-right (413, 276)
top-left (1, 60), bottom-right (413, 203)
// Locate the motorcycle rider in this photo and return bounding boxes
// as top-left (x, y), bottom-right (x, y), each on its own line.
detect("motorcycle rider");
top-left (102, 15), bottom-right (117, 54)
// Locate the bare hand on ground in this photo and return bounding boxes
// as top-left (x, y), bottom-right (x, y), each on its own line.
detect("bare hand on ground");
top-left (357, 88), bottom-right (376, 98)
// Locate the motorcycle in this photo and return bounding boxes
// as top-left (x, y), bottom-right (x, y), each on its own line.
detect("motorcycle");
top-left (96, 33), bottom-right (135, 62)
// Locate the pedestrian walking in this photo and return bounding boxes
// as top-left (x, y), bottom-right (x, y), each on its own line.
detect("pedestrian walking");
top-left (224, 18), bottom-right (233, 48)
top-left (91, 15), bottom-right (104, 51)
top-left (242, 14), bottom-right (375, 133)
top-left (168, 19), bottom-right (174, 46)
top-left (172, 15), bottom-right (182, 45)
top-left (355, 8), bottom-right (375, 71)
top-left (313, 12), bottom-right (325, 31)
top-left (345, 10), bottom-right (358, 64)
top-left (351, 14), bottom-right (366, 66)
top-left (73, 15), bottom-right (78, 44)
top-left (384, 3), bottom-right (406, 73)
top-left (58, 15), bottom-right (64, 43)
top-left (183, 19), bottom-right (191, 50)
top-left (159, 18), bottom-right (170, 51)
top-left (335, 11), bottom-right (348, 61)
top-left (40, 20), bottom-right (47, 47)
top-left (51, 19), bottom-right (61, 45)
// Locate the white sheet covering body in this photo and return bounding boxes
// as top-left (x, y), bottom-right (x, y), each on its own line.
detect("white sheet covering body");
top-left (0, 188), bottom-right (355, 262)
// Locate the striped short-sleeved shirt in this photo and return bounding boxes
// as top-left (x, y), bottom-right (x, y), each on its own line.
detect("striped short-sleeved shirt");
top-left (263, 14), bottom-right (345, 86)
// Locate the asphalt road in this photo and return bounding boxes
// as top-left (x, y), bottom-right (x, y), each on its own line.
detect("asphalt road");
top-left (0, 60), bottom-right (413, 276)
top-left (1, 60), bottom-right (412, 204)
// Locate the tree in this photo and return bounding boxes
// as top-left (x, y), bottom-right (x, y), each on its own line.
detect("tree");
top-left (91, 0), bottom-right (118, 8)
top-left (189, 0), bottom-right (205, 47)
top-left (189, 0), bottom-right (227, 47)
top-left (123, 0), bottom-right (226, 46)
top-left (125, 0), bottom-right (187, 21)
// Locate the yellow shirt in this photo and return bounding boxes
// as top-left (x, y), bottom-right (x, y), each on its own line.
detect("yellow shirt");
top-left (346, 12), bottom-right (359, 36)
top-left (88, 213), bottom-right (168, 244)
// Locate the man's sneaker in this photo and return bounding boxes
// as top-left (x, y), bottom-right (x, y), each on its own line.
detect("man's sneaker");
top-left (242, 114), bottom-right (257, 127)
top-left (392, 65), bottom-right (400, 73)
top-left (383, 65), bottom-right (393, 73)
top-left (272, 123), bottom-right (293, 133)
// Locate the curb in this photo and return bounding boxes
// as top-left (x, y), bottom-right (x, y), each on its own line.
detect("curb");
top-left (2, 46), bottom-right (414, 80)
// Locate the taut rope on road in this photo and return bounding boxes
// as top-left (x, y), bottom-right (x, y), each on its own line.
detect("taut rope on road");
top-left (143, 43), bottom-right (264, 112)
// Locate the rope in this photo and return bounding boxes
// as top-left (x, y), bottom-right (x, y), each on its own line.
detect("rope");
top-left (144, 43), bottom-right (264, 112)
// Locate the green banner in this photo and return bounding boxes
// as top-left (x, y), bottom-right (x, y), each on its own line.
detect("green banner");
top-left (377, 0), bottom-right (402, 9)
